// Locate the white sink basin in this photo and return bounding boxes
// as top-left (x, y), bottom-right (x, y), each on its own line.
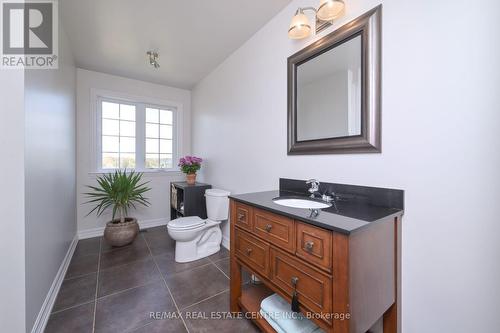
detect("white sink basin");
top-left (273, 198), bottom-right (332, 209)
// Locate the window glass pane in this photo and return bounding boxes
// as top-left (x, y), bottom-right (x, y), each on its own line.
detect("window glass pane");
top-left (160, 154), bottom-right (172, 169)
top-left (159, 125), bottom-right (172, 139)
top-left (102, 119), bottom-right (119, 136)
top-left (160, 139), bottom-right (172, 154)
top-left (120, 153), bottom-right (136, 169)
top-left (120, 120), bottom-right (135, 137)
top-left (102, 136), bottom-right (119, 152)
top-left (120, 137), bottom-right (135, 153)
top-left (120, 104), bottom-right (136, 121)
top-left (102, 153), bottom-right (119, 169)
top-left (145, 154), bottom-right (159, 169)
top-left (160, 110), bottom-right (173, 124)
top-left (146, 138), bottom-right (159, 153)
top-left (102, 102), bottom-right (119, 119)
top-left (100, 99), bottom-right (174, 170)
top-left (146, 108), bottom-right (159, 123)
top-left (146, 123), bottom-right (159, 138)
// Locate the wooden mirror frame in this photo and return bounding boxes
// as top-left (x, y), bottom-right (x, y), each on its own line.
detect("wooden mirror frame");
top-left (287, 5), bottom-right (382, 155)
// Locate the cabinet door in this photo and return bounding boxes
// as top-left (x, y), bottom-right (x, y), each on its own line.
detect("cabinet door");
top-left (235, 229), bottom-right (269, 277)
top-left (253, 208), bottom-right (295, 253)
top-left (233, 202), bottom-right (253, 232)
top-left (269, 247), bottom-right (333, 324)
top-left (296, 222), bottom-right (333, 273)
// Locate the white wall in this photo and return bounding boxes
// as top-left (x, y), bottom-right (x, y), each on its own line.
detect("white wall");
top-left (24, 26), bottom-right (77, 332)
top-left (76, 69), bottom-right (191, 234)
top-left (0, 69), bottom-right (26, 333)
top-left (192, 0), bottom-right (500, 332)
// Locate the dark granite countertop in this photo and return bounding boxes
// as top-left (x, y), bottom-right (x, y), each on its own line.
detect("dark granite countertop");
top-left (229, 190), bottom-right (403, 234)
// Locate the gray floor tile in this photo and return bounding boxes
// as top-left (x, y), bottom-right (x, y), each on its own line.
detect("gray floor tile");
top-left (98, 258), bottom-right (161, 298)
top-left (141, 225), bottom-right (170, 240)
top-left (53, 273), bottom-right (97, 312)
top-left (130, 317), bottom-right (187, 333)
top-left (208, 247), bottom-right (230, 262)
top-left (45, 302), bottom-right (94, 333)
top-left (154, 251), bottom-right (211, 277)
top-left (214, 258), bottom-right (252, 283)
top-left (143, 228), bottom-right (176, 256)
top-left (166, 263), bottom-right (229, 309)
top-left (73, 237), bottom-right (100, 258)
top-left (213, 258), bottom-right (230, 277)
top-left (99, 241), bottom-right (151, 270)
top-left (182, 290), bottom-right (259, 333)
top-left (94, 281), bottom-right (176, 333)
top-left (100, 234), bottom-right (148, 253)
top-left (65, 254), bottom-right (99, 279)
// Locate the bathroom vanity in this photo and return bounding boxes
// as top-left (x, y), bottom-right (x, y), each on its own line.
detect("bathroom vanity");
top-left (229, 179), bottom-right (403, 333)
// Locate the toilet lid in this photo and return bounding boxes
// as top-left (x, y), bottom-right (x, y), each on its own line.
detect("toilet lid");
top-left (168, 216), bottom-right (205, 229)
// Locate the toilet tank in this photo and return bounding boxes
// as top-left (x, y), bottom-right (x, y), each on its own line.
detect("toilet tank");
top-left (205, 189), bottom-right (231, 221)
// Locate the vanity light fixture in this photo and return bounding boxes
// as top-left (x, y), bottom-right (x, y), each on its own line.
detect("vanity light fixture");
top-left (146, 51), bottom-right (160, 69)
top-left (288, 0), bottom-right (345, 39)
top-left (317, 0), bottom-right (345, 21)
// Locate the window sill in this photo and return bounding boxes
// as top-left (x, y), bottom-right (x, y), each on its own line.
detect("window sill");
top-left (89, 169), bottom-right (183, 176)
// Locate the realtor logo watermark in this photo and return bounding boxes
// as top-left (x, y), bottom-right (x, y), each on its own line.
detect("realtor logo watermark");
top-left (1, 0), bottom-right (58, 69)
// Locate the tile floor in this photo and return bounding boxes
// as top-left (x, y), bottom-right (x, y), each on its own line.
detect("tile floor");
top-left (45, 226), bottom-right (257, 333)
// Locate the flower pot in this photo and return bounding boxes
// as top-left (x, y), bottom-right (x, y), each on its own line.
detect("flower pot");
top-left (103, 217), bottom-right (139, 247)
top-left (186, 173), bottom-right (196, 185)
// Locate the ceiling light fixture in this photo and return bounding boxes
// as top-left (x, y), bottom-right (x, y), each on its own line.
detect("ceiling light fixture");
top-left (146, 51), bottom-right (160, 69)
top-left (288, 0), bottom-right (345, 39)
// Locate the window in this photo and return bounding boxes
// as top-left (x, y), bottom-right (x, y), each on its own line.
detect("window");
top-left (96, 96), bottom-right (178, 171)
top-left (101, 101), bottom-right (136, 169)
top-left (145, 108), bottom-right (173, 169)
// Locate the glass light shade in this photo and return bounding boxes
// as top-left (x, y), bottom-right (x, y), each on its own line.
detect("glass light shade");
top-left (317, 0), bottom-right (345, 21)
top-left (288, 12), bottom-right (311, 39)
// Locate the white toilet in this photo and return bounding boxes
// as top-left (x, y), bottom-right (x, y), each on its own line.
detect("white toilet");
top-left (167, 188), bottom-right (230, 263)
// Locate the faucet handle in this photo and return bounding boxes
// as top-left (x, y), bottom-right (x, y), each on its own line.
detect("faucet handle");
top-left (306, 179), bottom-right (319, 185)
top-left (306, 179), bottom-right (319, 189)
top-left (321, 194), bottom-right (333, 202)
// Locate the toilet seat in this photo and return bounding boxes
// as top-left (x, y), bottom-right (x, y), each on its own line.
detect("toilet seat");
top-left (168, 216), bottom-right (205, 230)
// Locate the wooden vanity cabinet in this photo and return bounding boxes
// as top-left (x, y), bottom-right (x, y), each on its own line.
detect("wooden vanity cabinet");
top-left (230, 199), bottom-right (400, 333)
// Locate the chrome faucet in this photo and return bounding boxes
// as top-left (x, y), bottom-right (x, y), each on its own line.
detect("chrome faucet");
top-left (306, 179), bottom-right (337, 206)
top-left (321, 193), bottom-right (334, 203)
top-left (306, 179), bottom-right (320, 198)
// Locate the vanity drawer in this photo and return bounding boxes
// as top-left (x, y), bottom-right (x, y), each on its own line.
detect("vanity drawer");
top-left (296, 222), bottom-right (332, 273)
top-left (253, 208), bottom-right (295, 253)
top-left (269, 248), bottom-right (333, 323)
top-left (233, 202), bottom-right (253, 232)
top-left (235, 229), bottom-right (269, 277)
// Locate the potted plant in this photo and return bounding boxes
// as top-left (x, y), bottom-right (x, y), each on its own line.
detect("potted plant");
top-left (84, 170), bottom-right (151, 247)
top-left (179, 156), bottom-right (203, 185)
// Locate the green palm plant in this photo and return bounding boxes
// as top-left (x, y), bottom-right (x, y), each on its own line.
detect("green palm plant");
top-left (84, 170), bottom-right (151, 223)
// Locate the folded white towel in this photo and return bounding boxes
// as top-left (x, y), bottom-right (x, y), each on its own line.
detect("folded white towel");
top-left (260, 309), bottom-right (286, 333)
top-left (260, 293), bottom-right (324, 333)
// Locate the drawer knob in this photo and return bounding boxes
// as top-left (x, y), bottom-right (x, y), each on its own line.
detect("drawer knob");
top-left (237, 213), bottom-right (245, 221)
top-left (246, 248), bottom-right (253, 255)
top-left (264, 224), bottom-right (273, 232)
top-left (305, 241), bottom-right (314, 251)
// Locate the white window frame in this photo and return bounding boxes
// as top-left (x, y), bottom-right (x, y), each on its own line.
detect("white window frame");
top-left (90, 88), bottom-right (183, 173)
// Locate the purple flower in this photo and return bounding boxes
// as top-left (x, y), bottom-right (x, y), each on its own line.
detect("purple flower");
top-left (178, 155), bottom-right (202, 171)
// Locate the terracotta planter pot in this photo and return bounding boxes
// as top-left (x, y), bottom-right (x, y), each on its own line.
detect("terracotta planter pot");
top-left (103, 217), bottom-right (139, 247)
top-left (186, 173), bottom-right (196, 185)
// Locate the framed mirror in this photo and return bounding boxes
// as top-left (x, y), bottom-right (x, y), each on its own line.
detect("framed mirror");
top-left (287, 6), bottom-right (381, 154)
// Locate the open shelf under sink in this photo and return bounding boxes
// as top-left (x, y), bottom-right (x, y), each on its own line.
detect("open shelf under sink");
top-left (238, 283), bottom-right (276, 333)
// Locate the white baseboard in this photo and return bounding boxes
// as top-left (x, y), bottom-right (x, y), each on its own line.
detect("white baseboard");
top-left (221, 235), bottom-right (230, 250)
top-left (30, 235), bottom-right (78, 333)
top-left (77, 218), bottom-right (169, 239)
